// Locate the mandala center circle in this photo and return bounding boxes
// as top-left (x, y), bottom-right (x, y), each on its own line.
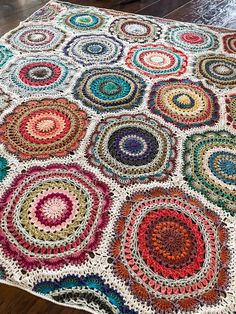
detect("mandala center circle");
top-left (22, 110), bottom-right (69, 143)
top-left (120, 135), bottom-right (147, 156)
top-left (153, 223), bottom-right (190, 260)
top-left (174, 93), bottom-right (195, 109)
top-left (108, 126), bottom-right (159, 166)
top-left (36, 118), bottom-right (56, 132)
top-left (41, 196), bottom-right (68, 219)
top-left (9, 25), bottom-right (65, 52)
top-left (213, 64), bottom-right (232, 75)
top-left (208, 151), bottom-right (236, 185)
top-left (101, 81), bottom-right (122, 95)
top-left (24, 179), bottom-right (90, 235)
top-left (34, 191), bottom-right (74, 228)
top-left (149, 54), bottom-right (164, 64)
top-left (135, 207), bottom-right (206, 279)
top-left (74, 67), bottom-right (145, 111)
top-left (78, 15), bottom-right (92, 24)
top-left (219, 159), bottom-right (236, 176)
top-left (18, 61), bottom-right (63, 87)
top-left (124, 23), bottom-right (148, 35)
top-left (29, 66), bottom-right (52, 80)
top-left (181, 32), bottom-right (204, 43)
top-left (86, 43), bottom-right (104, 54)
top-left (29, 32), bottom-right (47, 42)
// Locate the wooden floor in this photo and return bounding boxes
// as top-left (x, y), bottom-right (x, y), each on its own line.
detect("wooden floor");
top-left (0, 0), bottom-right (235, 36)
top-left (0, 0), bottom-right (235, 313)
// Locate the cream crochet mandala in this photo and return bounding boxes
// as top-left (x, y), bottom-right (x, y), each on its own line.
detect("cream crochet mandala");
top-left (0, 1), bottom-right (235, 313)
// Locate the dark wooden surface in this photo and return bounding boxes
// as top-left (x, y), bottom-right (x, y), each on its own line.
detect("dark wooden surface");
top-left (0, 0), bottom-right (235, 313)
top-left (0, 0), bottom-right (235, 36)
top-left (0, 284), bottom-right (88, 314)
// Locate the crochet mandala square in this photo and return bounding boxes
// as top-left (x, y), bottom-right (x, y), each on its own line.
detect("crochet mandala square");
top-left (0, 1), bottom-right (235, 313)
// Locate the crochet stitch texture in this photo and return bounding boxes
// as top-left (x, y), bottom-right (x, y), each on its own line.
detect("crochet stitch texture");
top-left (0, 1), bottom-right (235, 314)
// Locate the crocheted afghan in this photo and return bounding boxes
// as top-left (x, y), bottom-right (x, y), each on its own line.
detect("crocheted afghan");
top-left (0, 1), bottom-right (235, 313)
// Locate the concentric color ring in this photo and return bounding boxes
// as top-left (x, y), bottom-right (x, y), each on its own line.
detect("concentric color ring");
top-left (0, 45), bottom-right (12, 68)
top-left (0, 98), bottom-right (88, 159)
top-left (86, 114), bottom-right (177, 184)
top-left (73, 67), bottom-right (146, 112)
top-left (7, 25), bottom-right (65, 52)
top-left (64, 34), bottom-right (123, 65)
top-left (2, 56), bottom-right (73, 94)
top-left (33, 275), bottom-right (137, 314)
top-left (148, 79), bottom-right (219, 129)
top-left (226, 94), bottom-right (236, 129)
top-left (166, 26), bottom-right (219, 51)
top-left (109, 17), bottom-right (162, 43)
top-left (126, 44), bottom-right (187, 78)
top-left (0, 164), bottom-right (111, 270)
top-left (29, 3), bottom-right (62, 21)
top-left (59, 12), bottom-right (105, 32)
top-left (195, 54), bottom-right (236, 88)
top-left (223, 33), bottom-right (236, 54)
top-left (183, 131), bottom-right (236, 214)
top-left (111, 188), bottom-right (229, 311)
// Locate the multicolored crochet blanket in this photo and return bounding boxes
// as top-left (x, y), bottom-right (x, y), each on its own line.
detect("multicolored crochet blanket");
top-left (0, 1), bottom-right (235, 313)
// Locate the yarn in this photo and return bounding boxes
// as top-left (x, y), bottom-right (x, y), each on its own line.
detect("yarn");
top-left (0, 1), bottom-right (235, 313)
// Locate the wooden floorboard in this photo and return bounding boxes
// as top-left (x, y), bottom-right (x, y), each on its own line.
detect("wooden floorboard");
top-left (165, 0), bottom-right (236, 28)
top-left (0, 0), bottom-right (235, 313)
top-left (135, 0), bottom-right (191, 16)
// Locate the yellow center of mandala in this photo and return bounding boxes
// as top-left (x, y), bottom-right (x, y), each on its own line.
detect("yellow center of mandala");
top-left (177, 95), bottom-right (191, 105)
top-left (36, 119), bottom-right (55, 132)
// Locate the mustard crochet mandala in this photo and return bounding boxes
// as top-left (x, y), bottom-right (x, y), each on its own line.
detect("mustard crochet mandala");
top-left (0, 1), bottom-right (235, 313)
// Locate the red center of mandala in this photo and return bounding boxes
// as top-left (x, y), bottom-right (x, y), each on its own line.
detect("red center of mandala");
top-left (137, 209), bottom-right (205, 279)
top-left (19, 62), bottom-right (61, 86)
top-left (181, 32), bottom-right (204, 44)
top-left (20, 109), bottom-right (71, 144)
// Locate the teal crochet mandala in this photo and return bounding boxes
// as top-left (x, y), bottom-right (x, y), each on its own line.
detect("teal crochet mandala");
top-left (0, 1), bottom-right (235, 314)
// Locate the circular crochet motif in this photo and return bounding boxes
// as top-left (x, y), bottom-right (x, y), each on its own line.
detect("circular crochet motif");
top-left (28, 3), bottom-right (62, 21)
top-left (183, 131), bottom-right (236, 214)
top-left (126, 43), bottom-right (187, 78)
top-left (111, 188), bottom-right (229, 312)
top-left (86, 114), bottom-right (176, 185)
top-left (195, 54), bottom-right (236, 88)
top-left (60, 12), bottom-right (105, 32)
top-left (0, 98), bottom-right (88, 159)
top-left (0, 157), bottom-right (9, 181)
top-left (148, 79), bottom-right (219, 129)
top-left (73, 67), bottom-right (146, 112)
top-left (0, 164), bottom-right (111, 270)
top-left (8, 25), bottom-right (65, 52)
top-left (3, 56), bottom-right (72, 95)
top-left (226, 94), bottom-right (236, 129)
top-left (64, 34), bottom-right (123, 66)
top-left (109, 17), bottom-right (162, 43)
top-left (223, 33), bottom-right (236, 53)
top-left (34, 274), bottom-right (137, 314)
top-left (166, 26), bottom-right (219, 51)
top-left (0, 45), bottom-right (12, 68)
top-left (0, 88), bottom-right (11, 112)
